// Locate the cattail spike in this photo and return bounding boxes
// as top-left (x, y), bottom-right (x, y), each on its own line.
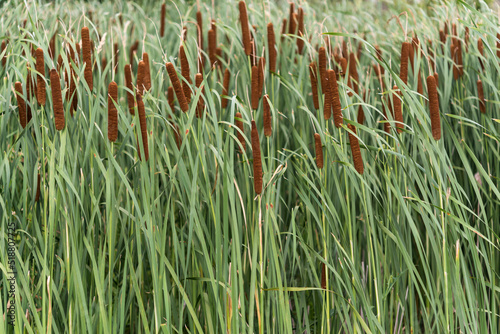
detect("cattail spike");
top-left (196, 11), bottom-right (204, 49)
top-left (321, 263), bottom-right (327, 289)
top-left (81, 27), bottom-right (93, 91)
top-left (309, 62), bottom-right (319, 110)
top-left (427, 75), bottom-right (441, 140)
top-left (35, 173), bottom-right (41, 202)
top-left (251, 65), bottom-right (260, 110)
top-left (478, 38), bottom-right (484, 71)
top-left (136, 93), bottom-right (149, 161)
top-left (329, 70), bottom-right (343, 127)
top-left (263, 95), bottom-right (272, 137)
top-left (222, 68), bottom-right (231, 108)
top-left (179, 45), bottom-right (192, 103)
top-left (166, 62), bottom-right (189, 112)
top-left (108, 81), bottom-right (118, 142)
top-left (239, 1), bottom-right (251, 56)
top-left (251, 120), bottom-right (263, 194)
top-left (314, 133), bottom-right (323, 169)
top-left (124, 64), bottom-right (135, 115)
top-left (208, 29), bottom-right (216, 66)
top-left (297, 7), bottom-right (304, 54)
top-left (137, 60), bottom-right (146, 95)
top-left (347, 124), bottom-right (364, 174)
top-left (14, 82), bottom-right (27, 128)
top-left (318, 47), bottom-right (327, 94)
top-left (323, 70), bottom-right (332, 120)
top-left (35, 48), bottom-right (46, 105)
top-left (349, 52), bottom-right (359, 95)
top-left (168, 86), bottom-right (175, 113)
top-left (160, 3), bottom-right (166, 37)
top-left (400, 42), bottom-right (410, 85)
top-left (143, 52), bottom-right (151, 91)
top-left (195, 73), bottom-right (204, 118)
top-left (267, 23), bottom-right (277, 73)
top-left (50, 69), bottom-right (65, 131)
top-left (258, 57), bottom-right (265, 95)
top-left (288, 3), bottom-right (296, 34)
top-left (235, 112), bottom-right (246, 153)
top-left (477, 79), bottom-right (486, 114)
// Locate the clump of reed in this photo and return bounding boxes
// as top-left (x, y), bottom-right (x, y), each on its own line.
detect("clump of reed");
top-left (251, 120), bottom-right (262, 194)
top-left (35, 48), bottom-right (46, 105)
top-left (347, 124), bottom-right (363, 174)
top-left (239, 1), bottom-right (251, 56)
top-left (426, 75), bottom-right (441, 140)
top-left (81, 27), bottom-right (93, 91)
top-left (50, 69), bottom-right (65, 131)
top-left (108, 81), bottom-right (118, 142)
top-left (166, 62), bottom-right (189, 112)
top-left (314, 133), bottom-right (323, 169)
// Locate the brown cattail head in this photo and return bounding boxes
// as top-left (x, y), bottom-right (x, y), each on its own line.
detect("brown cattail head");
top-left (382, 100), bottom-right (390, 134)
top-left (427, 75), bottom-right (441, 140)
top-left (50, 69), bottom-right (65, 131)
top-left (1, 40), bottom-right (7, 66)
top-left (281, 18), bottom-right (287, 41)
top-left (342, 39), bottom-right (348, 59)
top-left (329, 70), bottom-right (343, 127)
top-left (251, 120), bottom-right (263, 194)
top-left (195, 73), bottom-right (204, 118)
top-left (348, 52), bottom-right (359, 95)
top-left (49, 33), bottom-right (56, 60)
top-left (235, 112), bottom-right (246, 153)
top-left (288, 3), bottom-right (296, 34)
top-left (339, 58), bottom-right (348, 76)
top-left (68, 66), bottom-right (77, 116)
top-left (400, 42), bottom-right (410, 85)
top-left (196, 11), bottom-right (204, 49)
top-left (477, 79), bottom-right (486, 114)
top-left (314, 133), bottom-right (323, 169)
top-left (81, 27), bottom-right (93, 91)
top-left (143, 52), bottom-right (151, 91)
top-left (251, 65), bottom-right (260, 110)
top-left (160, 3), bottom-right (166, 37)
top-left (257, 56), bottom-right (265, 95)
top-left (179, 45), bottom-right (192, 103)
top-left (392, 85), bottom-right (403, 133)
top-left (239, 1), bottom-right (251, 56)
top-left (309, 62), bottom-right (319, 110)
top-left (208, 29), bottom-right (216, 66)
top-left (478, 38), bottom-right (485, 71)
top-left (166, 62), bottom-right (189, 112)
top-left (167, 86), bottom-right (175, 113)
top-left (321, 263), bottom-right (327, 289)
top-left (347, 124), bottom-right (364, 174)
top-left (297, 7), bottom-right (304, 54)
top-left (267, 23), bottom-right (277, 73)
top-left (124, 64), bottom-right (135, 115)
top-left (249, 40), bottom-right (257, 66)
top-left (107, 81), bottom-right (118, 142)
top-left (318, 47), bottom-right (327, 94)
top-left (136, 92), bottom-right (149, 161)
top-left (137, 60), bottom-right (146, 95)
top-left (35, 173), bottom-right (41, 202)
top-left (35, 48), bottom-right (46, 105)
top-left (464, 27), bottom-right (470, 51)
top-left (323, 69), bottom-right (332, 120)
top-left (222, 68), bottom-right (231, 108)
top-left (14, 82), bottom-right (27, 128)
top-left (263, 94), bottom-right (272, 137)
top-left (357, 89), bottom-right (366, 125)
top-left (451, 44), bottom-right (459, 80)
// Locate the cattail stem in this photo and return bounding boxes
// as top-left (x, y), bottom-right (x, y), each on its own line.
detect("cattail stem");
top-left (15, 82), bottom-right (27, 128)
top-left (222, 68), bottom-right (231, 108)
top-left (81, 27), bottom-right (93, 91)
top-left (108, 81), bottom-right (118, 142)
top-left (427, 75), bottom-right (441, 140)
top-left (251, 120), bottom-right (262, 194)
top-left (309, 62), bottom-right (319, 110)
top-left (166, 62), bottom-right (189, 112)
top-left (136, 93), bottom-right (149, 161)
top-left (263, 95), bottom-right (272, 137)
top-left (400, 42), bottom-right (410, 85)
top-left (50, 69), bottom-right (65, 131)
top-left (124, 64), bottom-right (135, 115)
top-left (239, 1), bottom-right (251, 56)
top-left (179, 45), bottom-right (192, 103)
top-left (35, 48), bottom-right (46, 105)
top-left (314, 133), bottom-right (323, 169)
top-left (347, 124), bottom-right (364, 174)
top-left (235, 112), bottom-right (246, 153)
top-left (267, 23), bottom-right (276, 73)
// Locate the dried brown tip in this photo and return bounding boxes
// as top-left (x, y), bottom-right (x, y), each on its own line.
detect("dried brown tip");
top-left (81, 27), bottom-right (93, 91)
top-left (477, 79), bottom-right (486, 114)
top-left (143, 52), bottom-right (151, 91)
top-left (167, 86), bottom-right (175, 113)
top-left (50, 69), bottom-right (65, 131)
top-left (15, 82), bottom-right (27, 128)
top-left (108, 81), bottom-right (118, 142)
top-left (35, 173), bottom-right (41, 202)
top-left (392, 85), bottom-right (403, 133)
top-left (263, 95), bottom-right (272, 137)
top-left (267, 23), bottom-right (277, 73)
top-left (136, 93), bottom-right (149, 161)
top-left (400, 42), bottom-right (410, 85)
top-left (137, 60), bottom-right (146, 95)
top-left (124, 64), bottom-right (135, 115)
top-left (195, 73), bottom-right (204, 118)
top-left (348, 52), bottom-right (359, 95)
top-left (257, 57), bottom-right (265, 95)
top-left (318, 47), bottom-right (327, 94)
top-left (239, 1), bottom-right (251, 56)
top-left (297, 7), bottom-right (304, 54)
top-left (251, 120), bottom-right (263, 194)
top-left (427, 75), bottom-right (441, 140)
top-left (160, 3), bottom-right (166, 37)
top-left (196, 11), bottom-right (204, 49)
top-left (347, 124), bottom-right (364, 174)
top-left (251, 65), bottom-right (260, 110)
top-left (222, 68), bottom-right (231, 108)
top-left (329, 70), bottom-right (343, 128)
top-left (166, 62), bottom-right (189, 112)
top-left (314, 133), bottom-right (323, 169)
top-left (208, 29), bottom-right (216, 66)
top-left (235, 112), bottom-right (246, 153)
top-left (309, 62), bottom-right (319, 110)
top-left (35, 48), bottom-right (46, 105)
top-left (179, 45), bottom-right (192, 103)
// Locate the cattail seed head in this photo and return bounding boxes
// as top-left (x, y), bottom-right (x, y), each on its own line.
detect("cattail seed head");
top-left (321, 263), bottom-right (327, 289)
top-left (129, 40), bottom-right (139, 65)
top-left (14, 82), bottom-right (27, 128)
top-left (400, 42), bottom-right (410, 85)
top-left (451, 44), bottom-right (459, 80)
top-left (35, 48), bottom-right (46, 105)
top-left (427, 75), bottom-right (441, 140)
top-left (457, 39), bottom-right (463, 76)
top-left (166, 62), bottom-right (189, 112)
top-left (309, 62), bottom-right (319, 110)
top-left (339, 58), bottom-right (348, 76)
top-left (222, 68), bottom-right (231, 108)
top-left (477, 79), bottom-right (485, 114)
top-left (160, 3), bottom-right (166, 37)
top-left (329, 70), bottom-right (343, 127)
top-left (196, 11), bottom-right (204, 49)
top-left (357, 89), bottom-right (366, 125)
top-left (297, 7), bottom-right (304, 54)
top-left (107, 81), bottom-right (118, 142)
top-left (143, 52), bottom-right (151, 91)
top-left (168, 86), bottom-right (175, 113)
top-left (267, 23), bottom-right (277, 73)
top-left (25, 68), bottom-right (33, 122)
top-left (136, 92), bottom-right (149, 161)
top-left (288, 3), bottom-right (296, 35)
top-left (195, 73), bottom-right (204, 118)
top-left (124, 64), bottom-right (135, 115)
top-left (235, 112), bottom-right (246, 153)
top-left (49, 33), bottom-right (56, 60)
top-left (208, 29), bottom-right (216, 66)
top-left (314, 133), bottom-right (323, 169)
top-left (251, 120), bottom-right (263, 194)
top-left (392, 85), bottom-right (403, 133)
top-left (258, 57), bottom-right (265, 95)
top-left (496, 33), bottom-right (500, 58)
top-left (263, 94), bottom-right (272, 137)
top-left (478, 38), bottom-right (484, 71)
top-left (323, 70), bottom-right (332, 120)
top-left (81, 27), bottom-right (93, 91)
top-left (251, 65), bottom-right (260, 110)
top-left (50, 69), bottom-right (65, 131)
top-left (35, 173), bottom-right (41, 202)
top-left (137, 60), bottom-right (146, 95)
top-left (347, 124), bottom-right (364, 174)
top-left (375, 45), bottom-right (385, 75)
top-left (318, 47), bottom-right (327, 94)
top-left (179, 45), bottom-right (192, 103)
top-left (239, 1), bottom-right (251, 56)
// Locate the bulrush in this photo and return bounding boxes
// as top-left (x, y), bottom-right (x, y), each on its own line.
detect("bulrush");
top-left (477, 79), bottom-right (485, 114)
top-left (222, 68), bottom-right (231, 108)
top-left (69, 67), bottom-right (77, 116)
top-left (143, 52), bottom-right (151, 91)
top-left (167, 86), bottom-right (175, 113)
top-left (251, 120), bottom-right (263, 194)
top-left (400, 42), bottom-right (410, 85)
top-left (239, 1), bottom-right (251, 56)
top-left (297, 7), bottom-right (304, 54)
top-left (321, 263), bottom-right (327, 290)
top-left (136, 93), bottom-right (149, 161)
top-left (136, 60), bottom-right (146, 95)
top-left (309, 62), bottom-right (319, 110)
top-left (451, 44), bottom-right (459, 80)
top-left (314, 133), bottom-right (323, 169)
top-left (392, 85), bottom-right (403, 133)
top-left (288, 3), bottom-right (296, 34)
top-left (328, 70), bottom-right (343, 128)
top-left (35, 48), bottom-right (46, 105)
top-left (263, 95), bottom-right (272, 137)
top-left (281, 18), bottom-right (287, 41)
top-left (195, 73), bottom-right (204, 118)
top-left (35, 173), bottom-right (41, 202)
top-left (14, 82), bottom-right (27, 128)
top-left (50, 69), bottom-right (65, 131)
top-left (81, 27), bottom-right (93, 91)
top-left (235, 112), bottom-right (246, 153)
top-left (478, 38), bottom-right (484, 71)
top-left (339, 58), bottom-right (348, 76)
top-left (258, 57), bottom-right (265, 95)
top-left (426, 75), bottom-right (441, 140)
top-left (349, 52), bottom-right (359, 95)
top-left (347, 124), bottom-right (364, 174)
top-left (196, 11), bottom-right (204, 49)
top-left (251, 65), bottom-right (260, 110)
top-left (107, 81), bottom-right (118, 142)
top-left (439, 30), bottom-right (446, 48)
top-left (160, 3), bottom-right (166, 37)
top-left (323, 70), bottom-right (332, 120)
top-left (267, 23), bottom-right (277, 73)
top-left (179, 45), bottom-right (192, 103)
top-left (124, 64), bottom-right (135, 115)
top-left (166, 62), bottom-right (189, 112)
top-left (208, 29), bottom-right (216, 66)
top-left (318, 47), bottom-right (327, 94)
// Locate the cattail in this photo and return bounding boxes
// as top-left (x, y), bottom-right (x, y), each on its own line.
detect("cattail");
top-left (464, 27), bottom-right (470, 51)
top-left (281, 18), bottom-right (287, 41)
top-left (318, 47), bottom-right (327, 94)
top-left (434, 72), bottom-right (439, 88)
top-left (383, 101), bottom-right (390, 134)
top-left (297, 7), bottom-right (304, 54)
top-left (451, 44), bottom-right (459, 80)
top-left (211, 20), bottom-right (217, 44)
top-left (35, 48), bottom-right (46, 105)
top-left (267, 23), bottom-right (277, 73)
top-left (444, 21), bottom-right (449, 37)
top-left (160, 3), bottom-right (166, 37)
top-left (124, 64), bottom-right (135, 115)
top-left (347, 124), bottom-right (363, 174)
top-left (417, 73), bottom-right (423, 95)
top-left (81, 27), bottom-right (93, 91)
top-left (375, 45), bottom-right (384, 75)
top-left (239, 1), bottom-right (251, 56)
top-left (258, 57), bottom-right (265, 95)
top-left (339, 58), bottom-right (348, 76)
top-left (49, 33), bottom-right (56, 60)
top-left (263, 95), bottom-right (272, 137)
top-left (251, 120), bottom-right (262, 194)
top-left (439, 29), bottom-right (446, 51)
top-left (392, 85), bottom-right (403, 133)
top-left (130, 40), bottom-right (139, 65)
top-left (400, 42), bottom-right (410, 85)
top-left (68, 66), bottom-right (77, 116)
top-left (357, 89), bottom-right (366, 125)
top-left (196, 11), bottom-right (204, 49)
top-left (477, 79), bottom-right (485, 114)
top-left (167, 86), bottom-right (175, 113)
top-left (251, 65), bottom-right (260, 110)
top-left (14, 82), bottom-right (27, 128)
top-left (427, 75), bottom-right (440, 140)
top-left (166, 62), bottom-right (189, 112)
top-left (222, 68), bottom-right (231, 108)
top-left (323, 70), bottom-right (332, 120)
top-left (182, 26), bottom-right (188, 41)
top-left (349, 52), bottom-right (359, 95)
top-left (179, 45), bottom-right (192, 103)
top-left (35, 173), bottom-right (41, 202)
top-left (1, 40), bottom-right (6, 66)
top-left (288, 2), bottom-right (296, 34)
top-left (314, 133), bottom-right (323, 169)
top-left (50, 69), bottom-right (65, 131)
top-left (142, 52), bottom-right (151, 91)
top-left (25, 69), bottom-right (33, 123)
top-left (195, 73), bottom-right (204, 118)
top-left (136, 92), bottom-right (149, 161)
top-left (250, 40), bottom-right (257, 66)
top-left (309, 62), bottom-right (319, 110)
top-left (137, 60), bottom-right (146, 95)
top-left (329, 70), bottom-right (343, 128)
top-left (478, 38), bottom-right (484, 71)
top-left (107, 81), bottom-right (118, 142)
top-left (497, 33), bottom-right (500, 58)
top-left (342, 39), bottom-right (348, 59)
top-left (321, 263), bottom-right (327, 289)
top-left (208, 29), bottom-right (216, 66)
top-left (235, 112), bottom-right (246, 153)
